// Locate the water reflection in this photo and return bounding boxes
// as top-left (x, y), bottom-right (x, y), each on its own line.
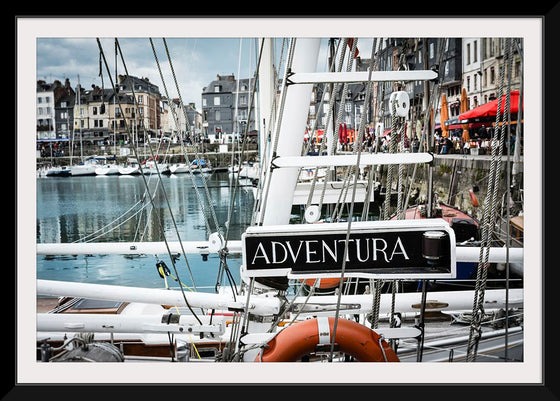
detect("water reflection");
top-left (37, 172), bottom-right (254, 243)
top-left (36, 172), bottom-right (254, 289)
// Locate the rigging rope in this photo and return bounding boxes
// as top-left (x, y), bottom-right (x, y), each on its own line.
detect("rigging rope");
top-left (254, 38), bottom-right (296, 225)
top-left (161, 38), bottom-right (222, 235)
top-left (99, 38), bottom-right (202, 323)
top-left (328, 38), bottom-right (378, 362)
top-left (466, 38), bottom-right (514, 362)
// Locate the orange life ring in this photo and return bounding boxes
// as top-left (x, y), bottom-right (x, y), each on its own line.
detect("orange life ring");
top-left (302, 277), bottom-right (344, 290)
top-left (469, 189), bottom-right (479, 207)
top-left (254, 317), bottom-right (400, 362)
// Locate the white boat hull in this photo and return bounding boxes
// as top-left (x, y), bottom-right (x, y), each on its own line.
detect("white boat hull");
top-left (71, 165), bottom-right (96, 176)
top-left (118, 166), bottom-right (139, 175)
top-left (169, 163), bottom-right (189, 174)
top-left (95, 165), bottom-right (120, 176)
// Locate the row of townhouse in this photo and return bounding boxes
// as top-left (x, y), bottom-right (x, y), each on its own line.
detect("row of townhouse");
top-left (36, 74), bottom-right (204, 147)
top-left (318, 37), bottom-right (522, 142)
top-left (36, 38), bottom-right (523, 150)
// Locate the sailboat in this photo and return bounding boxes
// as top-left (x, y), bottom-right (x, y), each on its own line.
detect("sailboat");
top-left (34, 37), bottom-right (525, 369)
top-left (118, 157), bottom-right (140, 175)
top-left (94, 156), bottom-right (120, 175)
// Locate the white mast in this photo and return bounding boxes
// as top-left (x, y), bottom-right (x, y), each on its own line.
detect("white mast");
top-left (258, 38), bottom-right (275, 161)
top-left (261, 38), bottom-right (321, 226)
top-left (77, 74), bottom-right (83, 162)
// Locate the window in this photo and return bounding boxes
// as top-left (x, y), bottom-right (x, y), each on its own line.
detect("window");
top-left (214, 96), bottom-right (220, 106)
top-left (467, 76), bottom-right (470, 92)
top-left (429, 42), bottom-right (434, 59)
top-left (215, 110), bottom-right (221, 121)
top-left (467, 43), bottom-right (471, 64)
top-left (214, 85), bottom-right (221, 92)
top-left (61, 101), bottom-right (67, 107)
top-left (202, 98), bottom-right (207, 107)
top-left (138, 95), bottom-right (144, 104)
top-left (473, 40), bottom-right (478, 63)
top-left (93, 106), bottom-right (98, 115)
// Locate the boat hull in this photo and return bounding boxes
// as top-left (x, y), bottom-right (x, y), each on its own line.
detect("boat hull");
top-left (71, 165), bottom-right (96, 176)
top-left (95, 165), bottom-right (120, 176)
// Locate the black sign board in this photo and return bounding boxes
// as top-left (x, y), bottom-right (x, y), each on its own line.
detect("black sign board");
top-left (242, 220), bottom-right (456, 279)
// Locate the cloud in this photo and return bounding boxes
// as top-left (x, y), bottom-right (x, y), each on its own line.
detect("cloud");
top-left (36, 37), bottom-right (377, 110)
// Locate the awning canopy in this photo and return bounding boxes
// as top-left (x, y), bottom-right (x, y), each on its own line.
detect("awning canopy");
top-left (457, 91), bottom-right (522, 122)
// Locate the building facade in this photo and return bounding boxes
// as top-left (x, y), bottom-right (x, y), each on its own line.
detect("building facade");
top-left (201, 74), bottom-right (257, 143)
top-left (36, 38), bottom-right (522, 155)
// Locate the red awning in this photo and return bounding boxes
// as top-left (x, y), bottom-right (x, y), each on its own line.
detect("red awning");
top-left (458, 91), bottom-right (522, 121)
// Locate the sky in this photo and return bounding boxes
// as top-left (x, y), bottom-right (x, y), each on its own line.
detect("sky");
top-left (35, 35), bottom-right (383, 111)
top-left (29, 18), bottom-right (416, 112)
top-left (28, 17), bottom-right (541, 113)
top-left (35, 35), bottom-right (363, 112)
top-left (36, 37), bottom-right (282, 110)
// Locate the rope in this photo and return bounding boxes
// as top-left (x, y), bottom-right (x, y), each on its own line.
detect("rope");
top-left (466, 38), bottom-right (514, 361)
top-left (101, 38), bottom-right (202, 323)
top-left (215, 39), bottom-right (264, 296)
top-left (161, 38), bottom-right (221, 235)
top-left (254, 38), bottom-right (296, 224)
top-left (329, 38), bottom-right (378, 362)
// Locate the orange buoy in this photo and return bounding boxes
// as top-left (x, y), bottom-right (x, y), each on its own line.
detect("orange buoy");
top-left (254, 317), bottom-right (400, 362)
top-left (302, 277), bottom-right (344, 290)
top-left (469, 189), bottom-right (479, 207)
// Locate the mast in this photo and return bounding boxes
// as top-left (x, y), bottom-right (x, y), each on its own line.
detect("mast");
top-left (258, 38), bottom-right (275, 163)
top-left (114, 39), bottom-right (117, 157)
top-left (77, 74), bottom-right (83, 163)
top-left (261, 38), bottom-right (321, 226)
top-left (422, 39), bottom-right (434, 218)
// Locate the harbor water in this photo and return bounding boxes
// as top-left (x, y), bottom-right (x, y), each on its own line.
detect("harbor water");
top-left (36, 172), bottom-right (255, 292)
